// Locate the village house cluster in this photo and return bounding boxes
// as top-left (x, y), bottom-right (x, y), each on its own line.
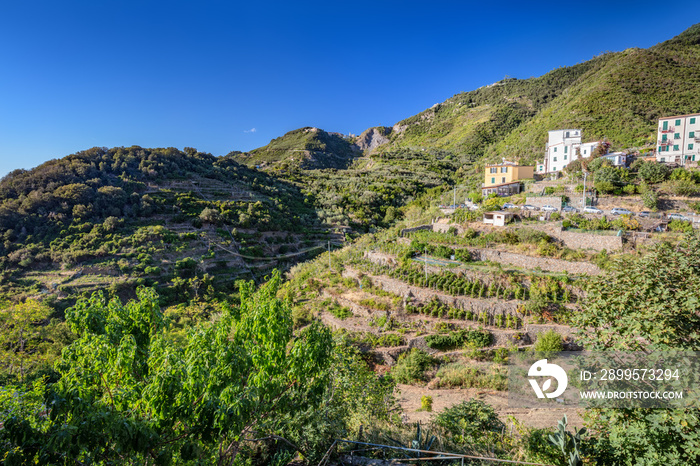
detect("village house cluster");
top-left (482, 112), bottom-right (700, 197)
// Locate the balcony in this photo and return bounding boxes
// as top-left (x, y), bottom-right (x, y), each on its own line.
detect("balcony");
top-left (659, 139), bottom-right (673, 146)
top-left (660, 127), bottom-right (675, 133)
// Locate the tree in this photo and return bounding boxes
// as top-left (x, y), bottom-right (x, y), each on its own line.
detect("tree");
top-left (637, 161), bottom-right (670, 184)
top-left (573, 234), bottom-right (700, 465)
top-left (0, 300), bottom-right (52, 383)
top-left (0, 271), bottom-right (335, 464)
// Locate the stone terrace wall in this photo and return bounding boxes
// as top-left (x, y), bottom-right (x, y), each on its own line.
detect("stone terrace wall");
top-left (467, 247), bottom-right (601, 275)
top-left (518, 223), bottom-right (622, 252)
top-left (400, 225), bottom-right (432, 236)
top-left (525, 196), bottom-right (563, 209)
top-left (344, 267), bottom-right (522, 320)
top-left (557, 230), bottom-right (623, 251)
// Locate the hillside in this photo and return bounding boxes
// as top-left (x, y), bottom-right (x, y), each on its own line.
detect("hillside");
top-left (233, 126), bottom-right (360, 171)
top-left (0, 146), bottom-right (333, 307)
top-left (363, 24), bottom-right (700, 164)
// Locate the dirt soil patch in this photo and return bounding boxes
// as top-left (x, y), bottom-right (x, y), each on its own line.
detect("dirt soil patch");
top-left (396, 383), bottom-right (584, 430)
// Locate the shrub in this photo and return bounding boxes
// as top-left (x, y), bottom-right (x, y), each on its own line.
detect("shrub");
top-left (622, 184), bottom-right (637, 195)
top-left (534, 330), bottom-right (563, 353)
top-left (637, 161), bottom-right (670, 184)
top-left (641, 189), bottom-right (659, 210)
top-left (668, 219), bottom-right (693, 233)
top-left (391, 349), bottom-right (438, 384)
top-left (435, 362), bottom-right (507, 390)
top-left (594, 181), bottom-right (615, 194)
top-left (420, 395), bottom-right (433, 412)
top-left (431, 400), bottom-right (505, 444)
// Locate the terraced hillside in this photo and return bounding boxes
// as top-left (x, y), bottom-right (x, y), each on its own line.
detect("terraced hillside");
top-left (0, 146), bottom-right (335, 307)
top-left (282, 217), bottom-right (619, 427)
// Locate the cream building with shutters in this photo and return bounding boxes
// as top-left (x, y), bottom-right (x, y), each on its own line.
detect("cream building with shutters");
top-left (656, 113), bottom-right (700, 165)
top-left (537, 129), bottom-right (600, 173)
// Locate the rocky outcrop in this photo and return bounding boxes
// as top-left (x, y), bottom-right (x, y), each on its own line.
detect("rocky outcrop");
top-left (353, 127), bottom-right (391, 153)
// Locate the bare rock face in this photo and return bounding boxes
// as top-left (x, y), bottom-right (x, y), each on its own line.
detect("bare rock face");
top-left (354, 127), bottom-right (391, 153)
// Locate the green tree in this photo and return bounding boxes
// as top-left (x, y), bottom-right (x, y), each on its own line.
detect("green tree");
top-left (0, 300), bottom-right (52, 383)
top-left (0, 271), bottom-right (335, 464)
top-left (637, 161), bottom-right (670, 184)
top-left (573, 234), bottom-right (700, 465)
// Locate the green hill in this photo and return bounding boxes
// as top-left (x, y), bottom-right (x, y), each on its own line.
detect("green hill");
top-left (233, 127), bottom-right (360, 171)
top-left (0, 146), bottom-right (330, 306)
top-left (366, 24), bottom-right (700, 164)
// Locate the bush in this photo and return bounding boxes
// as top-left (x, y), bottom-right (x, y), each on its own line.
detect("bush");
top-left (637, 161), bottom-right (670, 184)
top-left (641, 189), bottom-right (659, 210)
top-left (435, 362), bottom-right (507, 390)
top-left (661, 179), bottom-right (700, 196)
top-left (622, 184), bottom-right (637, 195)
top-left (425, 328), bottom-right (491, 350)
top-left (392, 349), bottom-right (438, 384)
top-left (431, 400), bottom-right (505, 444)
top-left (534, 330), bottom-right (563, 353)
top-left (420, 395), bottom-right (433, 412)
top-left (594, 181), bottom-right (615, 194)
top-left (668, 219), bottom-right (694, 233)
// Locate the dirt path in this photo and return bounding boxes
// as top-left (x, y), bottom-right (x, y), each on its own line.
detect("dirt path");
top-left (396, 384), bottom-right (584, 430)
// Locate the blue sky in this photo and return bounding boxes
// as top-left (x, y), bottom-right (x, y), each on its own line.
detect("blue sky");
top-left (1, 1), bottom-right (699, 177)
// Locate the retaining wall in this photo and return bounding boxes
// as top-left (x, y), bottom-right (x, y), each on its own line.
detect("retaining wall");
top-left (466, 247), bottom-right (601, 275)
top-left (400, 225), bottom-right (432, 236)
top-left (517, 223), bottom-right (622, 252)
top-left (525, 196), bottom-right (563, 209)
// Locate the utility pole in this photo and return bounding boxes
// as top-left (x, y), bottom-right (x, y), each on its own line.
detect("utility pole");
top-left (582, 172), bottom-right (587, 208)
top-left (424, 247), bottom-right (428, 281)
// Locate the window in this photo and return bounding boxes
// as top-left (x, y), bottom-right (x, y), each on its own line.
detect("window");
top-left (501, 167), bottom-right (508, 173)
top-left (564, 154), bottom-right (567, 160)
top-left (676, 119), bottom-right (682, 126)
top-left (501, 177), bottom-right (506, 183)
top-left (490, 167), bottom-right (497, 173)
top-left (691, 117), bottom-right (696, 124)
top-left (491, 177), bottom-right (495, 184)
top-left (689, 144), bottom-right (694, 150)
top-left (662, 134), bottom-right (667, 141)
top-left (554, 147), bottom-right (557, 152)
top-left (663, 121), bottom-right (668, 130)
top-left (690, 132), bottom-right (695, 138)
top-left (675, 133), bottom-right (680, 139)
top-left (583, 150), bottom-right (587, 155)
top-left (553, 156), bottom-right (557, 162)
top-left (674, 145), bottom-right (680, 151)
top-left (564, 146), bottom-right (568, 153)
top-left (661, 157), bottom-right (666, 162)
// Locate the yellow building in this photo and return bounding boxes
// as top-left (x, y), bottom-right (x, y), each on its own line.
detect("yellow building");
top-left (482, 162), bottom-right (534, 196)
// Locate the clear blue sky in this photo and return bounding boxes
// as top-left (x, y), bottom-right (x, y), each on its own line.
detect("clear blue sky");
top-left (1, 0), bottom-right (699, 177)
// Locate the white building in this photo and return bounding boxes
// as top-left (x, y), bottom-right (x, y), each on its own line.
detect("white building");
top-left (601, 151), bottom-right (627, 167)
top-left (656, 113), bottom-right (700, 165)
top-left (537, 129), bottom-right (600, 173)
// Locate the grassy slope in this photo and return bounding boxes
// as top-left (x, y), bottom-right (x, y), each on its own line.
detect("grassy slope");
top-left (371, 24), bottom-right (700, 165)
top-left (486, 25), bottom-right (700, 163)
top-left (383, 55), bottom-right (612, 159)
